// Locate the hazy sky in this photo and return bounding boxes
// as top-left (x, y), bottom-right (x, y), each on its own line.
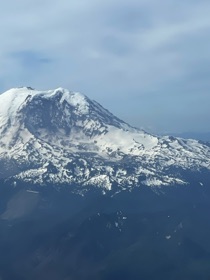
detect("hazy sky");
top-left (1, 0), bottom-right (210, 133)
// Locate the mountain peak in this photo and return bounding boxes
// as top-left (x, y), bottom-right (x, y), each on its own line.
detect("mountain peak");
top-left (0, 87), bottom-right (210, 191)
top-left (0, 86), bottom-right (132, 148)
top-left (0, 87), bottom-right (88, 128)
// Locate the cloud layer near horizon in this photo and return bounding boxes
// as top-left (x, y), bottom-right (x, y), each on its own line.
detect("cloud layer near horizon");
top-left (1, 0), bottom-right (210, 133)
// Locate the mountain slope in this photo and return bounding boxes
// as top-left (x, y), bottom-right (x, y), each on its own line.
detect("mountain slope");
top-left (1, 87), bottom-right (210, 280)
top-left (0, 87), bottom-right (210, 192)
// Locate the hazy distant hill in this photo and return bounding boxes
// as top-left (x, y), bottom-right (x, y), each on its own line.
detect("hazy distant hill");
top-left (167, 132), bottom-right (210, 142)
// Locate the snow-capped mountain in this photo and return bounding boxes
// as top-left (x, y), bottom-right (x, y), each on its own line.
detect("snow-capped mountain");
top-left (0, 87), bottom-right (210, 192)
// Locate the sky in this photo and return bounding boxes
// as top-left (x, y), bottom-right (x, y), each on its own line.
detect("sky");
top-left (0, 0), bottom-right (210, 134)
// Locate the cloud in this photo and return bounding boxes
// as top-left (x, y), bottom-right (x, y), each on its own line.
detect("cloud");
top-left (10, 50), bottom-right (51, 68)
top-left (0, 0), bottom-right (210, 132)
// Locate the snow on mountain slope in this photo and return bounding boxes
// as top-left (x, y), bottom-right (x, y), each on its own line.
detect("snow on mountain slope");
top-left (0, 87), bottom-right (210, 192)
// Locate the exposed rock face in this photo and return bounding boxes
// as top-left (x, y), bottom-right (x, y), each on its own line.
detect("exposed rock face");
top-left (0, 87), bottom-right (210, 193)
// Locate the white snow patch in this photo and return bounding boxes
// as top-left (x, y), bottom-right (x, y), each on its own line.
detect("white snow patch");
top-left (26, 190), bottom-right (39, 194)
top-left (165, 235), bottom-right (171, 240)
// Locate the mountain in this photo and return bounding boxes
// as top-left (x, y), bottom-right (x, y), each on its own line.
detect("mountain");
top-left (0, 86), bottom-right (210, 193)
top-left (1, 87), bottom-right (210, 280)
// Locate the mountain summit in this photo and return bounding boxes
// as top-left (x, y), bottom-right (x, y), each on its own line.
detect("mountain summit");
top-left (0, 87), bottom-right (210, 193)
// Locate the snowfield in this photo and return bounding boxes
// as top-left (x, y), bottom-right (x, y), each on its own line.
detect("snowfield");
top-left (0, 87), bottom-right (210, 191)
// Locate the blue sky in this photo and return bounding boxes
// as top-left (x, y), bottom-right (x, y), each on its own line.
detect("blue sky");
top-left (1, 0), bottom-right (210, 133)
